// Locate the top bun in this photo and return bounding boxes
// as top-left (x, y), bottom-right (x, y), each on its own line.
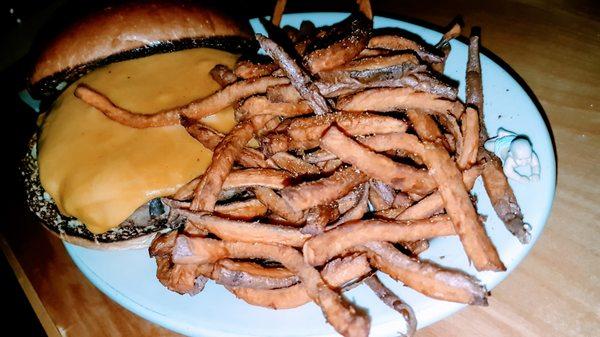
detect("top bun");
top-left (29, 0), bottom-right (256, 98)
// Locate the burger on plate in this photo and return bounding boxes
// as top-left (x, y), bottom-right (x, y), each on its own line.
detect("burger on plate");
top-left (23, 1), bottom-right (255, 249)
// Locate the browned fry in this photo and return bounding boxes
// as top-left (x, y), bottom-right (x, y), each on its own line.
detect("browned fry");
top-left (320, 158), bottom-right (344, 173)
top-left (303, 215), bottom-right (456, 266)
top-left (302, 204), bottom-right (340, 235)
top-left (421, 143), bottom-right (505, 271)
top-left (331, 182), bottom-right (370, 227)
top-left (254, 186), bottom-right (305, 224)
top-left (467, 35), bottom-right (528, 243)
top-left (271, 0), bottom-right (287, 26)
top-left (302, 12), bottom-right (372, 74)
top-left (380, 165), bottom-right (482, 221)
top-left (364, 274), bottom-right (416, 337)
top-left (320, 125), bottom-right (435, 194)
top-left (155, 256), bottom-right (206, 295)
top-left (304, 149), bottom-right (337, 163)
top-left (355, 0), bottom-right (373, 19)
top-left (222, 168), bottom-right (292, 190)
top-left (149, 231), bottom-right (178, 257)
top-left (182, 120), bottom-right (271, 169)
top-left (281, 166), bottom-right (369, 211)
top-left (316, 69), bottom-right (455, 99)
top-left (368, 180), bottom-right (395, 211)
top-left (210, 64), bottom-right (238, 87)
top-left (256, 34), bottom-right (331, 115)
top-left (431, 110), bottom-right (463, 156)
top-left (227, 284), bottom-right (310, 309)
top-left (227, 253), bottom-right (371, 309)
top-left (323, 53), bottom-right (419, 73)
top-left (234, 60), bottom-right (279, 79)
top-left (466, 35), bottom-right (484, 117)
top-left (337, 185), bottom-right (365, 214)
top-left (357, 132), bottom-right (423, 158)
top-left (270, 152), bottom-right (321, 176)
top-left (173, 238), bottom-right (371, 337)
top-left (368, 35), bottom-right (443, 64)
top-left (191, 120), bottom-right (257, 211)
top-left (214, 199), bottom-right (268, 220)
top-left (436, 22), bottom-right (462, 49)
top-left (406, 109), bottom-right (446, 145)
top-left (236, 96), bottom-right (312, 121)
top-left (365, 241), bottom-right (487, 305)
top-left (355, 48), bottom-right (392, 58)
top-left (321, 254), bottom-right (372, 289)
top-left (211, 259), bottom-right (299, 289)
top-left (266, 84), bottom-right (302, 103)
top-left (393, 192), bottom-right (413, 209)
top-left (336, 87), bottom-right (464, 119)
top-left (74, 84), bottom-right (180, 128)
top-left (481, 156), bottom-right (529, 242)
top-left (176, 210), bottom-right (309, 247)
top-left (457, 107), bottom-right (480, 169)
top-left (261, 111), bottom-right (408, 154)
top-left (400, 240), bottom-right (430, 256)
top-left (75, 77), bottom-right (289, 128)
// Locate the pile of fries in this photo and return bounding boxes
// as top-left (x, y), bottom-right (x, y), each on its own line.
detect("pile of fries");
top-left (74, 1), bottom-right (530, 336)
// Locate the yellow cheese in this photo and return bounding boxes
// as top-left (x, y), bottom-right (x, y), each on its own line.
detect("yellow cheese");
top-left (38, 48), bottom-right (239, 234)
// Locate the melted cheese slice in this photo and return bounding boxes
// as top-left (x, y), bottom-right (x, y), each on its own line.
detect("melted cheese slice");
top-left (38, 48), bottom-right (239, 234)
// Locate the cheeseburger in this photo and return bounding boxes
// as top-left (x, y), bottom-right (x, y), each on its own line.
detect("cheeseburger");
top-left (23, 1), bottom-right (256, 249)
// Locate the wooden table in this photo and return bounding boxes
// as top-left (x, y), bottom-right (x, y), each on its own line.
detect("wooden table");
top-left (2, 1), bottom-right (598, 336)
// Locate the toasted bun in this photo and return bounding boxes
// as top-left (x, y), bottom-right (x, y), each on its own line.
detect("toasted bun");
top-left (23, 135), bottom-right (182, 250)
top-left (29, 0), bottom-right (256, 98)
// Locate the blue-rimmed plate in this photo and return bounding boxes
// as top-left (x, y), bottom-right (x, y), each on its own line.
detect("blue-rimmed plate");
top-left (64, 12), bottom-right (556, 337)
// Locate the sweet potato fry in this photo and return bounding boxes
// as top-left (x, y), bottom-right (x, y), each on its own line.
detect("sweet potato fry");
top-left (303, 215), bottom-right (455, 266)
top-left (320, 125), bottom-right (435, 194)
top-left (236, 96), bottom-right (312, 121)
top-left (365, 241), bottom-right (487, 305)
top-left (302, 12), bottom-right (372, 74)
top-left (254, 186), bottom-right (305, 224)
top-left (376, 167), bottom-right (481, 222)
top-left (405, 109), bottom-right (446, 145)
top-left (367, 35), bottom-right (443, 64)
top-left (331, 183), bottom-right (369, 227)
top-left (75, 77), bottom-right (289, 128)
top-left (210, 64), bottom-right (238, 87)
top-left (222, 168), bottom-right (292, 190)
top-left (261, 111), bottom-right (408, 154)
top-left (174, 238), bottom-right (371, 337)
top-left (457, 106), bottom-right (480, 169)
top-left (368, 180), bottom-right (395, 211)
top-left (176, 211), bottom-right (309, 247)
top-left (270, 152), bottom-right (321, 176)
top-left (266, 84), bottom-right (303, 103)
top-left (467, 34), bottom-right (529, 243)
top-left (214, 199), bottom-right (268, 220)
top-left (191, 120), bottom-right (257, 211)
top-left (336, 87), bottom-right (463, 119)
top-left (227, 253), bottom-right (371, 309)
top-left (234, 59), bottom-right (279, 79)
top-left (319, 159), bottom-right (344, 173)
top-left (420, 143), bottom-right (505, 271)
top-left (256, 34), bottom-right (331, 115)
top-left (211, 259), bottom-right (299, 289)
top-left (281, 166), bottom-right (369, 211)
top-left (364, 274), bottom-right (416, 337)
top-left (304, 149), bottom-right (337, 163)
top-left (182, 120), bottom-right (271, 169)
top-left (302, 204), bottom-right (340, 235)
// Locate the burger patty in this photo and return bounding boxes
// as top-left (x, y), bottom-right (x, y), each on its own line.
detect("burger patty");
top-left (22, 135), bottom-right (182, 243)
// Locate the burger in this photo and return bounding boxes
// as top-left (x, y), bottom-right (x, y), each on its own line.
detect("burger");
top-left (23, 1), bottom-right (256, 249)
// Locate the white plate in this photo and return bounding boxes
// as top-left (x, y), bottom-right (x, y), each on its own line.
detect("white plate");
top-left (64, 12), bottom-right (556, 337)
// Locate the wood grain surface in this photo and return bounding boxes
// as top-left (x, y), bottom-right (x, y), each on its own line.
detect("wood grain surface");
top-left (2, 1), bottom-right (599, 336)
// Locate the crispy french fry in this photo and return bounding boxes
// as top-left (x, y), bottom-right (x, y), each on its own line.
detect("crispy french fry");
top-left (303, 216), bottom-right (455, 266)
